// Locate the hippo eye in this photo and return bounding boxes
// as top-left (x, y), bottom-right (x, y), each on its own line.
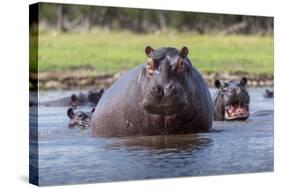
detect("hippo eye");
top-left (221, 87), bottom-right (227, 92)
top-left (175, 58), bottom-right (185, 73)
top-left (146, 58), bottom-right (157, 76)
top-left (77, 113), bottom-right (85, 119)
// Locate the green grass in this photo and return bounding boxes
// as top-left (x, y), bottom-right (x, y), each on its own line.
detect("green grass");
top-left (37, 30), bottom-right (273, 75)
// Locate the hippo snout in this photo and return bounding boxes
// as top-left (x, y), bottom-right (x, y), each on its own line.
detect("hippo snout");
top-left (143, 85), bottom-right (187, 116)
top-left (151, 85), bottom-right (164, 98)
top-left (164, 84), bottom-right (177, 97)
top-left (150, 84), bottom-right (178, 98)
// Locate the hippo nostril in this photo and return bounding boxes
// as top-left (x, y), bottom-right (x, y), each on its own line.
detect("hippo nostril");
top-left (151, 86), bottom-right (163, 96)
top-left (164, 84), bottom-right (177, 97)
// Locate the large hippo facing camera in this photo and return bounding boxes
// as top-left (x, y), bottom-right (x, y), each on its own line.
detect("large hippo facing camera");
top-left (91, 46), bottom-right (213, 137)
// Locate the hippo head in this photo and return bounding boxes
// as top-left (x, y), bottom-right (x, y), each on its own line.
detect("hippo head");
top-left (67, 108), bottom-right (95, 128)
top-left (263, 89), bottom-right (273, 98)
top-left (70, 94), bottom-right (78, 107)
top-left (88, 89), bottom-right (104, 104)
top-left (215, 77), bottom-right (250, 120)
top-left (141, 46), bottom-right (192, 116)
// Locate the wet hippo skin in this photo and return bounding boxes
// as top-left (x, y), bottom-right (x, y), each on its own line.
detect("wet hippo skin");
top-left (91, 46), bottom-right (213, 137)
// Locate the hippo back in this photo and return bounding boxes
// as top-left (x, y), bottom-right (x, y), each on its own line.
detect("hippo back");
top-left (189, 68), bottom-right (213, 129)
top-left (91, 65), bottom-right (144, 136)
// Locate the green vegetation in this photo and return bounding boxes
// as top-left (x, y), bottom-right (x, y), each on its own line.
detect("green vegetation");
top-left (38, 30), bottom-right (273, 75)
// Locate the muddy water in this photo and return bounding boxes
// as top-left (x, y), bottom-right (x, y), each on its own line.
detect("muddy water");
top-left (30, 87), bottom-right (273, 186)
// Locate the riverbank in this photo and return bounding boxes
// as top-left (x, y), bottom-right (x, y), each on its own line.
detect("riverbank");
top-left (31, 70), bottom-right (273, 90)
top-left (35, 31), bottom-right (273, 74)
top-left (32, 31), bottom-right (273, 90)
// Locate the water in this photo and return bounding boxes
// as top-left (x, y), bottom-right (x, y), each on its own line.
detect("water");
top-left (31, 87), bottom-right (274, 186)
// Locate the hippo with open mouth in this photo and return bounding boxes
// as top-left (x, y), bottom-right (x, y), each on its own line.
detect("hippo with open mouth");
top-left (91, 46), bottom-right (213, 137)
top-left (213, 77), bottom-right (250, 121)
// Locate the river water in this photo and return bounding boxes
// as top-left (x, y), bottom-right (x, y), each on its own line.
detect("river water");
top-left (30, 87), bottom-right (274, 186)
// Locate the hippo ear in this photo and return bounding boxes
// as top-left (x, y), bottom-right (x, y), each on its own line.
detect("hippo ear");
top-left (99, 88), bottom-right (104, 95)
top-left (145, 46), bottom-right (154, 57)
top-left (91, 107), bottom-right (96, 113)
top-left (179, 46), bottom-right (189, 58)
top-left (240, 77), bottom-right (247, 86)
top-left (215, 80), bottom-right (221, 88)
top-left (70, 94), bottom-right (77, 102)
top-left (67, 108), bottom-right (75, 119)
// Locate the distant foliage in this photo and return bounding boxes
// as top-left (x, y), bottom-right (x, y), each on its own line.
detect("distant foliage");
top-left (38, 3), bottom-right (273, 34)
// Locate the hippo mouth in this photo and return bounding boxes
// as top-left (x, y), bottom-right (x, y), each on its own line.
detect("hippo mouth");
top-left (69, 118), bottom-right (91, 129)
top-left (224, 101), bottom-right (249, 120)
top-left (78, 120), bottom-right (91, 128)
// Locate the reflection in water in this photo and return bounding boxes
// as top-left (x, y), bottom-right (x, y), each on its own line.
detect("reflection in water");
top-left (34, 87), bottom-right (273, 186)
top-left (107, 135), bottom-right (212, 152)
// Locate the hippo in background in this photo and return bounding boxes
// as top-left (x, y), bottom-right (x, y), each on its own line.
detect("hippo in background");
top-left (91, 46), bottom-right (213, 137)
top-left (67, 107), bottom-right (95, 129)
top-left (213, 77), bottom-right (250, 121)
top-left (40, 89), bottom-right (104, 107)
top-left (263, 89), bottom-right (273, 98)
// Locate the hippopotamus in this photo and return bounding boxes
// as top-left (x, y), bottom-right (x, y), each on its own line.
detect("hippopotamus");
top-left (67, 108), bottom-right (95, 128)
top-left (91, 46), bottom-right (213, 137)
top-left (213, 77), bottom-right (250, 121)
top-left (41, 89), bottom-right (104, 107)
top-left (263, 89), bottom-right (273, 98)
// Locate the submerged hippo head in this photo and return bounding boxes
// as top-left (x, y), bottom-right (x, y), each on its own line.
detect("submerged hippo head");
top-left (263, 89), bottom-right (273, 98)
top-left (67, 108), bottom-right (95, 128)
top-left (88, 89), bottom-right (104, 104)
top-left (141, 46), bottom-right (192, 116)
top-left (69, 89), bottom-right (104, 107)
top-left (214, 77), bottom-right (250, 121)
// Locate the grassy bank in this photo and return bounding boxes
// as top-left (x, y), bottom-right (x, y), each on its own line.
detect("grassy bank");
top-left (37, 30), bottom-right (273, 76)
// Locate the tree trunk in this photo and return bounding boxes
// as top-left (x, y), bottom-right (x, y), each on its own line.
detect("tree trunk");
top-left (158, 11), bottom-right (166, 31)
top-left (136, 10), bottom-right (144, 33)
top-left (56, 4), bottom-right (65, 32)
top-left (87, 7), bottom-right (95, 32)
